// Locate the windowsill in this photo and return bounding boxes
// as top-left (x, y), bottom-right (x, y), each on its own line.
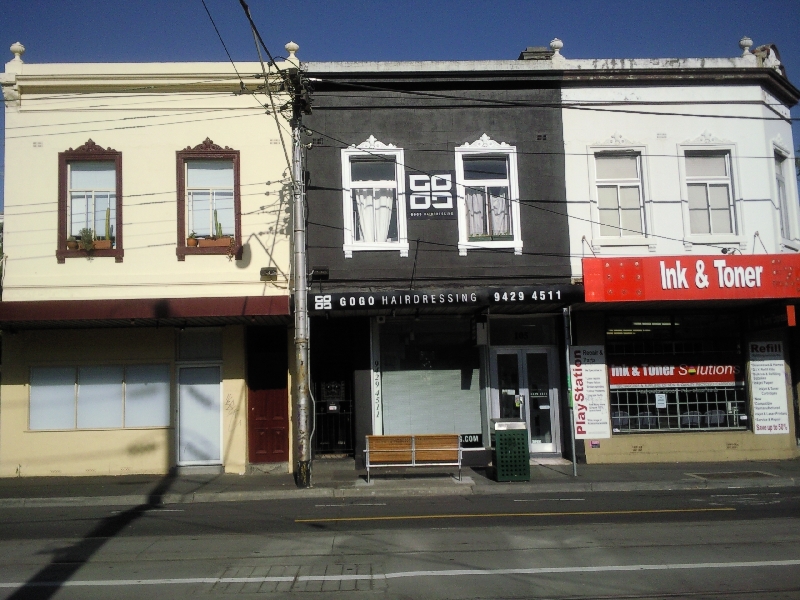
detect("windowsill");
top-left (780, 239), bottom-right (800, 252)
top-left (458, 239), bottom-right (522, 256)
top-left (682, 234), bottom-right (745, 250)
top-left (57, 248), bottom-right (124, 263)
top-left (26, 426), bottom-right (172, 432)
top-left (590, 236), bottom-right (653, 249)
top-left (177, 245), bottom-right (243, 261)
top-left (343, 242), bottom-right (409, 259)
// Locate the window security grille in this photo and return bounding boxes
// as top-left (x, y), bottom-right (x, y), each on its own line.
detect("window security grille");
top-left (610, 386), bottom-right (747, 433)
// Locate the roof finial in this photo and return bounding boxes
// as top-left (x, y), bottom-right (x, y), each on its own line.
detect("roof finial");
top-left (739, 36), bottom-right (753, 56)
top-left (10, 42), bottom-right (25, 62)
top-left (285, 41), bottom-right (299, 60)
top-left (550, 38), bottom-right (563, 57)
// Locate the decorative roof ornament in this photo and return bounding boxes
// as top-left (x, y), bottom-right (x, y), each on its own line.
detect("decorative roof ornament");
top-left (9, 42), bottom-right (24, 62)
top-left (458, 134), bottom-right (511, 149)
top-left (69, 139), bottom-right (117, 153)
top-left (185, 137), bottom-right (231, 151)
top-left (739, 36), bottom-right (753, 56)
top-left (550, 38), bottom-right (563, 57)
top-left (285, 41), bottom-right (299, 60)
top-left (355, 135), bottom-right (397, 150)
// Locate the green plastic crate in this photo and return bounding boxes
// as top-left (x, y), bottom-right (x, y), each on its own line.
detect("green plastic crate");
top-left (494, 429), bottom-right (530, 482)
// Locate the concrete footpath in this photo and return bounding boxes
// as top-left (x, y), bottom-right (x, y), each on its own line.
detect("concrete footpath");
top-left (1, 457), bottom-right (799, 508)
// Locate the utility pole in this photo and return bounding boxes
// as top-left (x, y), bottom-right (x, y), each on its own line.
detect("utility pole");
top-left (285, 43), bottom-right (313, 488)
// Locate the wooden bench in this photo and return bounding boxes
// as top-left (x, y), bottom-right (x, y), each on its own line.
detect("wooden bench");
top-left (365, 434), bottom-right (462, 482)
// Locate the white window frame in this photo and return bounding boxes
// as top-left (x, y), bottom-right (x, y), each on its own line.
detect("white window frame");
top-left (678, 143), bottom-right (744, 247)
top-left (771, 141), bottom-right (799, 250)
top-left (455, 134), bottom-right (522, 256)
top-left (341, 136), bottom-right (408, 258)
top-left (588, 147), bottom-right (651, 248)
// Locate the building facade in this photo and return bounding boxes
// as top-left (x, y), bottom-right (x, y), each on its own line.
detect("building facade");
top-left (562, 38), bottom-right (800, 463)
top-left (303, 58), bottom-right (579, 466)
top-left (0, 43), bottom-right (295, 477)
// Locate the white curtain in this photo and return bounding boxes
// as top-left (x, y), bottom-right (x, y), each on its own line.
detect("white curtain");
top-left (355, 188), bottom-right (394, 242)
top-left (489, 189), bottom-right (510, 236)
top-left (466, 189), bottom-right (486, 236)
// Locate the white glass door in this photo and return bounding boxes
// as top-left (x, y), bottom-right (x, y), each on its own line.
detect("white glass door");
top-left (491, 347), bottom-right (560, 454)
top-left (178, 366), bottom-right (222, 465)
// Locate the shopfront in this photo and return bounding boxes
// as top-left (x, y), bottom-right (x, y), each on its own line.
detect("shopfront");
top-left (309, 285), bottom-right (582, 463)
top-left (572, 255), bottom-right (800, 463)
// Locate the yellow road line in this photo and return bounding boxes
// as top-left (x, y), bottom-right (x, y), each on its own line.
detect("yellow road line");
top-left (295, 507), bottom-right (736, 523)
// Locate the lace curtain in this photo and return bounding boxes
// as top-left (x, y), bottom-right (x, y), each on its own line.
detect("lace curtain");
top-left (354, 188), bottom-right (395, 242)
top-left (466, 187), bottom-right (509, 237)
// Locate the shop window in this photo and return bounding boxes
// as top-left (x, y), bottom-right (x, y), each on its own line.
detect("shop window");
top-left (29, 365), bottom-right (171, 430)
top-left (455, 135), bottom-right (521, 255)
top-left (176, 138), bottom-right (241, 261)
top-left (605, 313), bottom-right (748, 433)
top-left (685, 152), bottom-right (735, 235)
top-left (775, 152), bottom-right (791, 239)
top-left (57, 140), bottom-right (123, 263)
top-left (595, 153), bottom-right (644, 237)
top-left (340, 137), bottom-right (407, 258)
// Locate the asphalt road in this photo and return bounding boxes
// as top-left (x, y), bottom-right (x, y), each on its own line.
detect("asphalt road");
top-left (0, 487), bottom-right (799, 599)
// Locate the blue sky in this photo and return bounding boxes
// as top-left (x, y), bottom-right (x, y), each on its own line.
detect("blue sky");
top-left (2, 0), bottom-right (799, 209)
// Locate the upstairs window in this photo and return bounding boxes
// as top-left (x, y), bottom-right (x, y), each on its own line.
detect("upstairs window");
top-left (775, 152), bottom-right (790, 239)
top-left (463, 156), bottom-right (512, 241)
top-left (57, 140), bottom-right (123, 263)
top-left (685, 152), bottom-right (735, 235)
top-left (595, 153), bottom-right (644, 237)
top-left (340, 137), bottom-right (408, 258)
top-left (350, 158), bottom-right (399, 243)
top-left (186, 161), bottom-right (235, 238)
top-left (455, 135), bottom-right (521, 256)
top-left (176, 138), bottom-right (241, 260)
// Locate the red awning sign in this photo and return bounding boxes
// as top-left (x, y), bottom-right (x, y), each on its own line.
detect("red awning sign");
top-left (583, 254), bottom-right (800, 302)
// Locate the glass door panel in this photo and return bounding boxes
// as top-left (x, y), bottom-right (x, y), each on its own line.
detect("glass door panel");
top-left (496, 352), bottom-right (522, 419)
top-left (525, 352), bottom-right (552, 445)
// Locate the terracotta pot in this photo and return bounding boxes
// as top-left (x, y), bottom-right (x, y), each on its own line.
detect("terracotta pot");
top-left (198, 237), bottom-right (233, 248)
top-left (93, 239), bottom-right (112, 250)
top-left (187, 237), bottom-right (198, 247)
top-left (66, 241), bottom-right (79, 250)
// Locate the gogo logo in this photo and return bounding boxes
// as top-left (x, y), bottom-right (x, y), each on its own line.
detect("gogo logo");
top-left (407, 171), bottom-right (456, 219)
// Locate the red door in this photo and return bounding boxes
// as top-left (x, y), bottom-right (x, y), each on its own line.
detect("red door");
top-left (248, 388), bottom-right (289, 463)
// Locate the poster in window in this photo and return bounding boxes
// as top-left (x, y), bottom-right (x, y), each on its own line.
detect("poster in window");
top-left (569, 346), bottom-right (611, 439)
top-left (749, 342), bottom-right (791, 434)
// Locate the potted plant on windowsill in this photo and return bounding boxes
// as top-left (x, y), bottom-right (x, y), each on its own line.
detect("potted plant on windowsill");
top-left (78, 228), bottom-right (95, 251)
top-left (187, 231), bottom-right (199, 247)
top-left (93, 207), bottom-right (113, 249)
top-left (66, 236), bottom-right (78, 250)
top-left (198, 210), bottom-right (233, 248)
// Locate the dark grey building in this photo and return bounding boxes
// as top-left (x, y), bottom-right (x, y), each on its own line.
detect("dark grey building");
top-left (303, 57), bottom-right (581, 465)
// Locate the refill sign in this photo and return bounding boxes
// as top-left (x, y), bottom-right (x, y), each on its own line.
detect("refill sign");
top-left (749, 342), bottom-right (791, 435)
top-left (570, 346), bottom-right (611, 439)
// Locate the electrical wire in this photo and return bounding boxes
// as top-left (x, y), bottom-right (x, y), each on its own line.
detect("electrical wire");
top-left (307, 77), bottom-right (799, 122)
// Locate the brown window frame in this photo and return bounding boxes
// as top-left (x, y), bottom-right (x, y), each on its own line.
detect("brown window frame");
top-left (57, 139), bottom-right (124, 263)
top-left (176, 138), bottom-right (242, 261)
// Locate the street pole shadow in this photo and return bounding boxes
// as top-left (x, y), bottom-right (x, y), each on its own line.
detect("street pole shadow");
top-left (7, 472), bottom-right (178, 600)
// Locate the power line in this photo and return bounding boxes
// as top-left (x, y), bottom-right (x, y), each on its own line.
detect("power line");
top-left (307, 77), bottom-right (798, 122)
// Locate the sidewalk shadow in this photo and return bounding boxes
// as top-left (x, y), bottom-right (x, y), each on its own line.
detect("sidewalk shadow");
top-left (8, 473), bottom-right (178, 599)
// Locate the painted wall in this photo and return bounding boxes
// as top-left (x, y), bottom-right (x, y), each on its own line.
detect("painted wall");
top-left (3, 61), bottom-right (293, 301)
top-left (304, 82), bottom-right (571, 290)
top-left (562, 85), bottom-right (799, 278)
top-left (0, 325), bottom-right (248, 477)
